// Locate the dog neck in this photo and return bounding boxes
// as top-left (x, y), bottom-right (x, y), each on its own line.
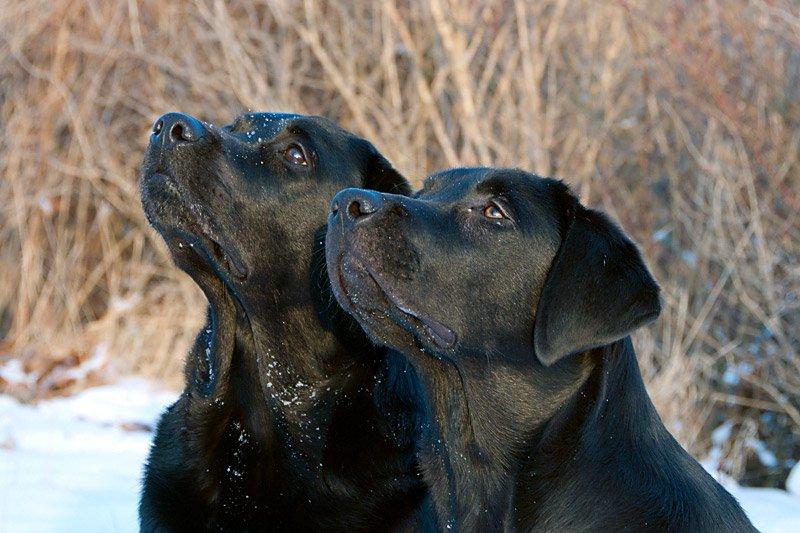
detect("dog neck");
top-left (514, 338), bottom-right (751, 530)
top-left (408, 346), bottom-right (591, 531)
top-left (176, 230), bottom-right (426, 526)
top-left (240, 231), bottom-right (427, 470)
top-left (179, 303), bottom-right (422, 525)
top-left (514, 338), bottom-right (664, 529)
top-left (227, 268), bottom-right (392, 461)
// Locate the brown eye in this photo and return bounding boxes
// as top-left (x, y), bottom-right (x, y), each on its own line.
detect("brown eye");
top-left (483, 202), bottom-right (507, 220)
top-left (283, 144), bottom-right (308, 166)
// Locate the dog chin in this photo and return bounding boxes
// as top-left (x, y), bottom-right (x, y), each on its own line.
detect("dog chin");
top-left (333, 251), bottom-right (456, 357)
top-left (141, 172), bottom-right (248, 284)
top-left (332, 252), bottom-right (389, 319)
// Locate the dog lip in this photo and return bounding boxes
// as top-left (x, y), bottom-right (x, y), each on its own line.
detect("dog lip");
top-left (420, 319), bottom-right (457, 349)
top-left (379, 287), bottom-right (456, 349)
top-left (188, 224), bottom-right (249, 282)
top-left (210, 237), bottom-right (248, 281)
top-left (331, 252), bottom-right (356, 312)
top-left (146, 171), bottom-right (249, 281)
top-left (345, 251), bottom-right (457, 350)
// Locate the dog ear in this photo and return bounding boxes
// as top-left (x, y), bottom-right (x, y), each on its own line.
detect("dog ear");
top-left (360, 141), bottom-right (411, 195)
top-left (533, 198), bottom-right (661, 366)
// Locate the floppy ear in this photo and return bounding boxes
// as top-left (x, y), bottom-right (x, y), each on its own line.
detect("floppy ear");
top-left (533, 202), bottom-right (661, 366)
top-left (360, 141), bottom-right (411, 195)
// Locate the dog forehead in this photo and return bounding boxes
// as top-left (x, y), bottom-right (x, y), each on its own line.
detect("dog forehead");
top-left (235, 112), bottom-right (351, 144)
top-left (219, 112), bottom-right (294, 141)
top-left (420, 168), bottom-right (551, 206)
top-left (239, 111), bottom-right (298, 126)
top-left (418, 167), bottom-right (488, 199)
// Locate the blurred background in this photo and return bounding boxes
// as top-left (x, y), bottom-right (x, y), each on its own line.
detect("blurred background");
top-left (0, 0), bottom-right (798, 501)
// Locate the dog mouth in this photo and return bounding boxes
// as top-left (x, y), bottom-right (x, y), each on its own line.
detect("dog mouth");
top-left (143, 171), bottom-right (249, 281)
top-left (170, 216), bottom-right (248, 282)
top-left (334, 252), bottom-right (456, 351)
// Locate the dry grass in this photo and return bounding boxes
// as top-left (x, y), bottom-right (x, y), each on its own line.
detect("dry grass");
top-left (1, 0), bottom-right (798, 486)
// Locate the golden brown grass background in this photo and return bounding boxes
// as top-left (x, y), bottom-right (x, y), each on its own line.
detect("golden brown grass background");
top-left (1, 0), bottom-right (798, 487)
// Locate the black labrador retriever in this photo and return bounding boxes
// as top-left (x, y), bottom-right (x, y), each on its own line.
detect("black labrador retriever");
top-left (325, 167), bottom-right (755, 531)
top-left (139, 112), bottom-right (429, 531)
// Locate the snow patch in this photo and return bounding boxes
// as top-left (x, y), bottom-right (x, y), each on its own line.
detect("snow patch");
top-left (703, 461), bottom-right (800, 532)
top-left (711, 421), bottom-right (733, 446)
top-left (786, 462), bottom-right (800, 498)
top-left (732, 486), bottom-right (800, 533)
top-left (0, 359), bottom-right (35, 386)
top-left (0, 379), bottom-right (177, 531)
top-left (746, 438), bottom-right (779, 469)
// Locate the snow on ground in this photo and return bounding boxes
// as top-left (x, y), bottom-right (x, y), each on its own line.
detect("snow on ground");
top-left (732, 485), bottom-right (800, 532)
top-left (0, 380), bottom-right (177, 532)
top-left (0, 380), bottom-right (799, 532)
top-left (700, 458), bottom-right (800, 532)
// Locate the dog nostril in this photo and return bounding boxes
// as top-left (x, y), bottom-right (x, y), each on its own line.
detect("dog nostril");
top-left (347, 200), bottom-right (363, 219)
top-left (152, 119), bottom-right (163, 136)
top-left (170, 122), bottom-right (185, 141)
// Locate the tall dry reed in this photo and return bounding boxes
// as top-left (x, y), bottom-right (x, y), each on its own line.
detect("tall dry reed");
top-left (1, 0), bottom-right (798, 486)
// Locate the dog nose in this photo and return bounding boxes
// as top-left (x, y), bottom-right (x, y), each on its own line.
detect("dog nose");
top-left (151, 112), bottom-right (206, 145)
top-left (331, 188), bottom-right (384, 225)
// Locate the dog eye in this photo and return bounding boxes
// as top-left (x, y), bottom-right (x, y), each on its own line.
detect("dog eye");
top-left (482, 202), bottom-right (508, 220)
top-left (283, 144), bottom-right (308, 166)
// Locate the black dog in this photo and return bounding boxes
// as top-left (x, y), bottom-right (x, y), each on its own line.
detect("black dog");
top-left (325, 167), bottom-right (755, 531)
top-left (139, 112), bottom-right (429, 531)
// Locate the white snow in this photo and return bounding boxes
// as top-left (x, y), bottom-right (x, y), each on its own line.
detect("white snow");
top-left (787, 462), bottom-right (800, 498)
top-left (697, 462), bottom-right (800, 532)
top-left (0, 379), bottom-right (177, 532)
top-left (0, 380), bottom-right (798, 531)
top-left (732, 485), bottom-right (800, 532)
top-left (0, 360), bottom-right (35, 387)
top-left (711, 420), bottom-right (733, 446)
top-left (746, 437), bottom-right (780, 469)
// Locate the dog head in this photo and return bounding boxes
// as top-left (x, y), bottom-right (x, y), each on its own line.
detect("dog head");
top-left (325, 167), bottom-right (660, 368)
top-left (140, 112), bottom-right (408, 390)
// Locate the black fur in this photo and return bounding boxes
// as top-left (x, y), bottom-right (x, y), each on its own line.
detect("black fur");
top-left (324, 167), bottom-right (756, 532)
top-left (138, 112), bottom-right (430, 531)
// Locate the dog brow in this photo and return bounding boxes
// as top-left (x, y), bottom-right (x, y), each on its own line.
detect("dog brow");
top-left (475, 178), bottom-right (509, 197)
